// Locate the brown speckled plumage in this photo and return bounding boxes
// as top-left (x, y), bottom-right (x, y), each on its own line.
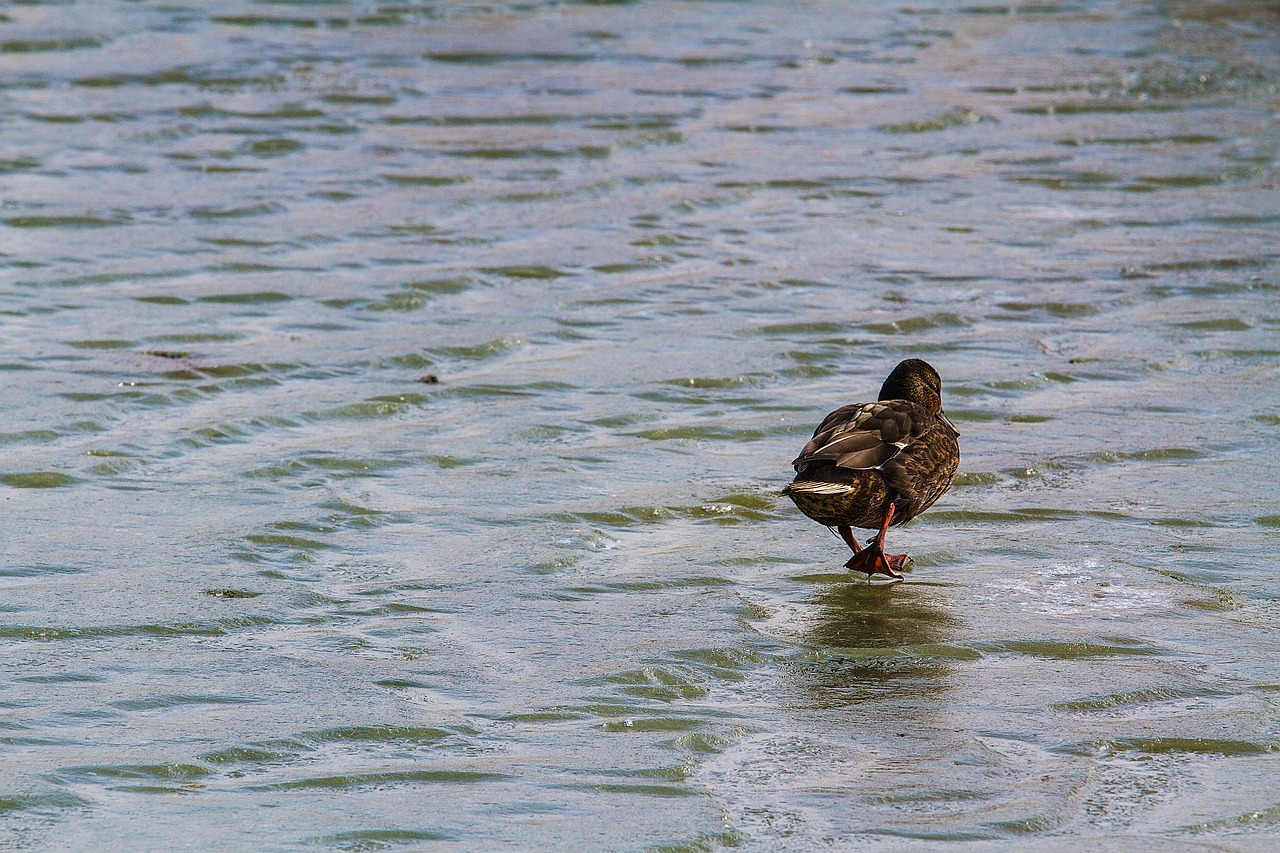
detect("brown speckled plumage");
top-left (783, 359), bottom-right (960, 579)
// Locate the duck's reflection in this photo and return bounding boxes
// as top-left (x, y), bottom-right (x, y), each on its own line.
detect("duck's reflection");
top-left (789, 580), bottom-right (962, 710)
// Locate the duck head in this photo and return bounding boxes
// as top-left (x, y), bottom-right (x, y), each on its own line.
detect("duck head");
top-left (878, 358), bottom-right (959, 436)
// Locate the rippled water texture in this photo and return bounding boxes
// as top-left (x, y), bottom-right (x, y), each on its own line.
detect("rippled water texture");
top-left (2, 0), bottom-right (1279, 849)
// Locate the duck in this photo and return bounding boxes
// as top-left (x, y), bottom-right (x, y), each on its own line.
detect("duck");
top-left (783, 358), bottom-right (960, 579)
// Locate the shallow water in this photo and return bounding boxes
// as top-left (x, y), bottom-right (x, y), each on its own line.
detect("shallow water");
top-left (2, 0), bottom-right (1279, 849)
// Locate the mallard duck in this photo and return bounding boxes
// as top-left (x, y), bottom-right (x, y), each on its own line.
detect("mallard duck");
top-left (783, 358), bottom-right (960, 579)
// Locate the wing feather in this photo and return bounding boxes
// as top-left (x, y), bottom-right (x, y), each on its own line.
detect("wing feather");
top-left (791, 400), bottom-right (928, 474)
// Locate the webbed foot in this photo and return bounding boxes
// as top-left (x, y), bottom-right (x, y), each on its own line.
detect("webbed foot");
top-left (844, 544), bottom-right (907, 580)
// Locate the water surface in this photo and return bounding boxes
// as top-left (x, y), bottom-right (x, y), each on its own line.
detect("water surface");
top-left (2, 0), bottom-right (1279, 849)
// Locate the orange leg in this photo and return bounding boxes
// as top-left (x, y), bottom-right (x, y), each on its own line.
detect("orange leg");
top-left (843, 503), bottom-right (910, 579)
top-left (836, 525), bottom-right (862, 555)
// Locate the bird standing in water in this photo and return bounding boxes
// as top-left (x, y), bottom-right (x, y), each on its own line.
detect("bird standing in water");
top-left (783, 359), bottom-right (960, 579)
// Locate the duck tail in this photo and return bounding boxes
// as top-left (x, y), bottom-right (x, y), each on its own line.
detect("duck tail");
top-left (781, 480), bottom-right (856, 496)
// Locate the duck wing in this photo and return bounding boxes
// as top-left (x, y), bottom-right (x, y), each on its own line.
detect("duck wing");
top-left (791, 400), bottom-right (927, 474)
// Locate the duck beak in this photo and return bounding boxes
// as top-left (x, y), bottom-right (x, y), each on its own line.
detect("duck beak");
top-left (939, 411), bottom-right (959, 436)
